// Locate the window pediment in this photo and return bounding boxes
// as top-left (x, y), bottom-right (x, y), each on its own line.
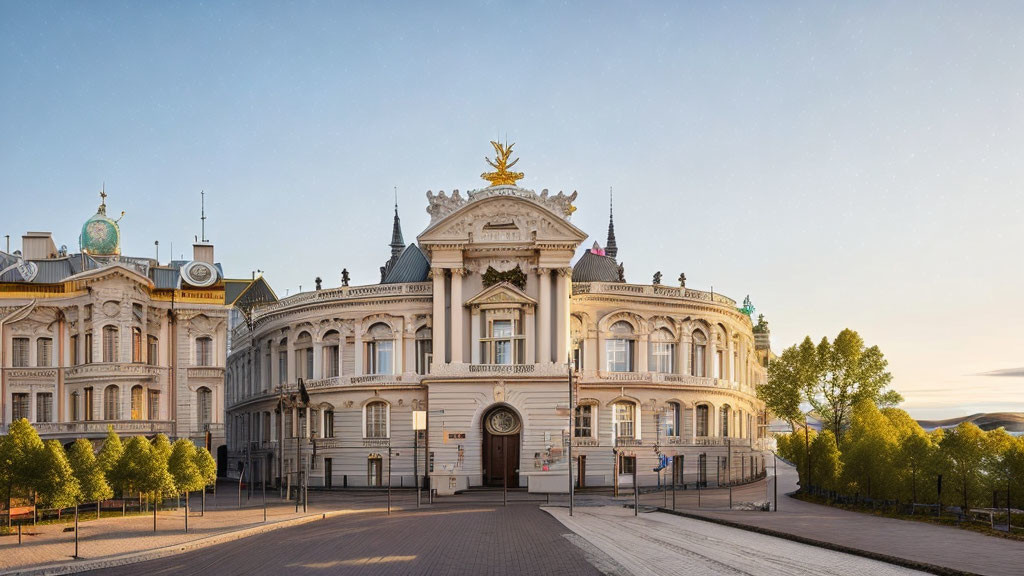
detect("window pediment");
top-left (465, 282), bottom-right (536, 310)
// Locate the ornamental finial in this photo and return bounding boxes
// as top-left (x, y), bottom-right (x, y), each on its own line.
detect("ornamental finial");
top-left (481, 141), bottom-right (524, 187)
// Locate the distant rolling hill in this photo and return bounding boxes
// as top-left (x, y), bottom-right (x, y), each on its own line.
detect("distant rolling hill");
top-left (917, 412), bottom-right (1024, 433)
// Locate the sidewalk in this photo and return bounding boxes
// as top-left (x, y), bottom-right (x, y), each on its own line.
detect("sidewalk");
top-left (668, 461), bottom-right (1023, 576)
top-left (0, 484), bottom-right (395, 575)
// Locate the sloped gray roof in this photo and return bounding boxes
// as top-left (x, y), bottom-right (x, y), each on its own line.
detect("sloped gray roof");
top-left (0, 251), bottom-right (223, 288)
top-left (152, 268), bottom-right (181, 289)
top-left (572, 250), bottom-right (622, 283)
top-left (381, 244), bottom-right (430, 284)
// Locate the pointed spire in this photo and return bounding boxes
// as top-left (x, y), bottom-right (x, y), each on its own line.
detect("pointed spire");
top-left (605, 187), bottom-right (618, 260)
top-left (381, 187), bottom-right (406, 282)
top-left (390, 187), bottom-right (404, 258)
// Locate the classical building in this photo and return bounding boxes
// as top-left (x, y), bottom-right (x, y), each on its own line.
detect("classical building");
top-left (225, 143), bottom-right (772, 493)
top-left (0, 191), bottom-right (271, 466)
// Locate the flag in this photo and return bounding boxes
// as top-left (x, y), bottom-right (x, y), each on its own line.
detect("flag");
top-left (298, 378), bottom-right (310, 405)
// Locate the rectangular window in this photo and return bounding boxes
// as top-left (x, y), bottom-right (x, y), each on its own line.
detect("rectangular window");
top-left (650, 342), bottom-right (674, 373)
top-left (365, 403), bottom-right (388, 438)
top-left (196, 338), bottom-right (213, 366)
top-left (615, 402), bottom-right (635, 438)
top-left (279, 351), bottom-right (287, 384)
top-left (84, 387), bottom-right (94, 421)
top-left (37, 393), bottom-right (53, 423)
top-left (324, 410), bottom-right (335, 438)
top-left (147, 336), bottom-right (158, 365)
top-left (606, 339), bottom-right (631, 372)
top-left (305, 348), bottom-right (314, 379)
top-left (366, 341), bottom-right (393, 375)
top-left (415, 338), bottom-right (432, 375)
top-left (324, 345), bottom-right (339, 378)
top-left (85, 333), bottom-right (93, 364)
top-left (12, 338), bottom-right (29, 367)
top-left (103, 327), bottom-right (119, 363)
top-left (148, 390), bottom-right (160, 420)
top-left (70, 393), bottom-right (80, 421)
top-left (619, 454), bottom-right (636, 475)
top-left (692, 344), bottom-right (705, 377)
top-left (36, 338), bottom-right (52, 367)
top-left (665, 404), bottom-right (679, 437)
top-left (12, 393), bottom-right (29, 420)
top-left (715, 350), bottom-right (724, 379)
top-left (574, 405), bottom-right (593, 438)
top-left (71, 335), bottom-right (79, 365)
top-left (132, 330), bottom-right (143, 363)
top-left (696, 405), bottom-right (709, 437)
top-left (492, 320), bottom-right (513, 365)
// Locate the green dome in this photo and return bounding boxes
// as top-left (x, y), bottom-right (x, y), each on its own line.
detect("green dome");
top-left (79, 195), bottom-right (120, 255)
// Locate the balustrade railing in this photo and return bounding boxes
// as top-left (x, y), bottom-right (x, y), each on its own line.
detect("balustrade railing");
top-left (572, 282), bottom-right (737, 307)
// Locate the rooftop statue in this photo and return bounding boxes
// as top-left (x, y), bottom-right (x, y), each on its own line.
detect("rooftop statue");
top-left (481, 141), bottom-right (524, 187)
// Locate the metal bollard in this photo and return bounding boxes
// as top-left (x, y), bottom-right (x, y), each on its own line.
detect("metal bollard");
top-left (18, 523), bottom-right (22, 545)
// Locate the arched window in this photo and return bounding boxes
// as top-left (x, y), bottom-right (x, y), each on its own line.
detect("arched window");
top-left (295, 331), bottom-right (313, 379)
top-left (606, 321), bottom-right (635, 372)
top-left (131, 328), bottom-right (143, 363)
top-left (147, 335), bottom-right (159, 365)
top-left (696, 404), bottom-right (710, 437)
top-left (196, 336), bottom-right (214, 366)
top-left (130, 385), bottom-right (144, 420)
top-left (364, 401), bottom-right (389, 438)
top-left (322, 330), bottom-right (340, 378)
top-left (102, 326), bottom-right (119, 363)
top-left (574, 403), bottom-right (596, 438)
top-left (415, 326), bottom-right (432, 375)
top-left (365, 323), bottom-right (394, 375)
top-left (664, 401), bottom-right (680, 437)
top-left (613, 401), bottom-right (637, 439)
top-left (690, 330), bottom-right (707, 377)
top-left (197, 387), bottom-right (212, 427)
top-left (649, 328), bottom-right (675, 373)
top-left (70, 391), bottom-right (80, 421)
top-left (720, 404), bottom-right (731, 437)
top-left (104, 385), bottom-right (120, 420)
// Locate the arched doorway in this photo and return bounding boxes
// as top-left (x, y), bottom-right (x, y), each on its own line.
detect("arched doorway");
top-left (482, 406), bottom-right (521, 488)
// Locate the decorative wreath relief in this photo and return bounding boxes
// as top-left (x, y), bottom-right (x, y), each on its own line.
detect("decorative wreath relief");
top-left (486, 408), bottom-right (521, 435)
top-left (482, 265), bottom-right (527, 290)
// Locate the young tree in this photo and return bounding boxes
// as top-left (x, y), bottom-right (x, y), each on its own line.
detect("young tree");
top-left (0, 419), bottom-right (45, 525)
top-left (68, 439), bottom-right (113, 519)
top-left (841, 400), bottom-right (898, 501)
top-left (169, 440), bottom-right (204, 494)
top-left (812, 330), bottom-right (900, 443)
top-left (36, 440), bottom-right (81, 516)
top-left (150, 434), bottom-right (176, 502)
top-left (192, 447), bottom-right (217, 514)
top-left (810, 430), bottom-right (842, 496)
top-left (759, 337), bottom-right (816, 430)
top-left (980, 428), bottom-right (1015, 509)
top-left (938, 422), bottom-right (988, 513)
top-left (97, 427), bottom-right (124, 475)
top-left (113, 436), bottom-right (154, 498)
top-left (898, 432), bottom-right (933, 504)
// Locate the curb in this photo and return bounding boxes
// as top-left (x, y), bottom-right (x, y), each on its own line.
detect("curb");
top-left (655, 507), bottom-right (977, 576)
top-left (2, 507), bottom-right (383, 576)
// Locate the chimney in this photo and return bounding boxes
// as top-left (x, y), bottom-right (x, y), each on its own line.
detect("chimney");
top-left (22, 232), bottom-right (58, 260)
top-left (193, 242), bottom-right (214, 265)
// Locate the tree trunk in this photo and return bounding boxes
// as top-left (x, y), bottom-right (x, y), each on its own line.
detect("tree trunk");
top-left (97, 500), bottom-right (101, 520)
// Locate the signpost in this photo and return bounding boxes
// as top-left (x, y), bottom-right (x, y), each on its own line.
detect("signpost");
top-left (413, 410), bottom-right (427, 508)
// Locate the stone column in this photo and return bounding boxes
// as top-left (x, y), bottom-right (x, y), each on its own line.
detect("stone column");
top-left (471, 308), bottom-right (482, 363)
top-left (537, 268), bottom-right (551, 363)
top-left (338, 332), bottom-right (346, 376)
top-left (708, 336), bottom-right (717, 382)
top-left (270, 339), bottom-right (279, 388)
top-left (354, 323), bottom-right (364, 376)
top-left (555, 269), bottom-right (569, 364)
top-left (450, 268), bottom-right (464, 364)
top-left (727, 337), bottom-right (735, 382)
top-left (523, 309), bottom-right (534, 364)
top-left (637, 333), bottom-right (649, 373)
top-left (596, 330), bottom-right (605, 372)
top-left (583, 332), bottom-right (596, 372)
top-left (286, 333), bottom-right (296, 385)
top-left (431, 268), bottom-right (446, 368)
top-left (313, 342), bottom-right (323, 380)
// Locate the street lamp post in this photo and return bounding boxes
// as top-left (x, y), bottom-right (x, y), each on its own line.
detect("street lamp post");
top-left (568, 355), bottom-right (575, 517)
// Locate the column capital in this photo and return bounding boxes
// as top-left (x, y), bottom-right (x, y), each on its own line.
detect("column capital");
top-left (450, 267), bottom-right (468, 277)
top-left (428, 267), bottom-right (446, 279)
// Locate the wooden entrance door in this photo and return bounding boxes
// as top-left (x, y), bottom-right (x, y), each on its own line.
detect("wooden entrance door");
top-left (483, 432), bottom-right (520, 487)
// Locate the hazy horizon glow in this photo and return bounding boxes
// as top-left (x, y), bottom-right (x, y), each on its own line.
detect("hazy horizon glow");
top-left (2, 2), bottom-right (1021, 419)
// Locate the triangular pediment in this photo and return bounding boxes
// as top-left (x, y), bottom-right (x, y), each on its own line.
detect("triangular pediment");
top-left (464, 282), bottom-right (537, 309)
top-left (418, 192), bottom-right (588, 247)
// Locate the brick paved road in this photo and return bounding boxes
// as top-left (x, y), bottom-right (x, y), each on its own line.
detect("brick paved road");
top-left (84, 501), bottom-right (601, 576)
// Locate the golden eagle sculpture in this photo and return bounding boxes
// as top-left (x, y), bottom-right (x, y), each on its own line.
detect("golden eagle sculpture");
top-left (481, 141), bottom-right (525, 187)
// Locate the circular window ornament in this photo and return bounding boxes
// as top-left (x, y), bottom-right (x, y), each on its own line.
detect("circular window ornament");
top-left (485, 408), bottom-right (521, 435)
top-left (181, 261), bottom-right (218, 288)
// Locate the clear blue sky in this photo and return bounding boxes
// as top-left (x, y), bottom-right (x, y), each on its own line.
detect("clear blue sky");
top-left (2, 2), bottom-right (1022, 419)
